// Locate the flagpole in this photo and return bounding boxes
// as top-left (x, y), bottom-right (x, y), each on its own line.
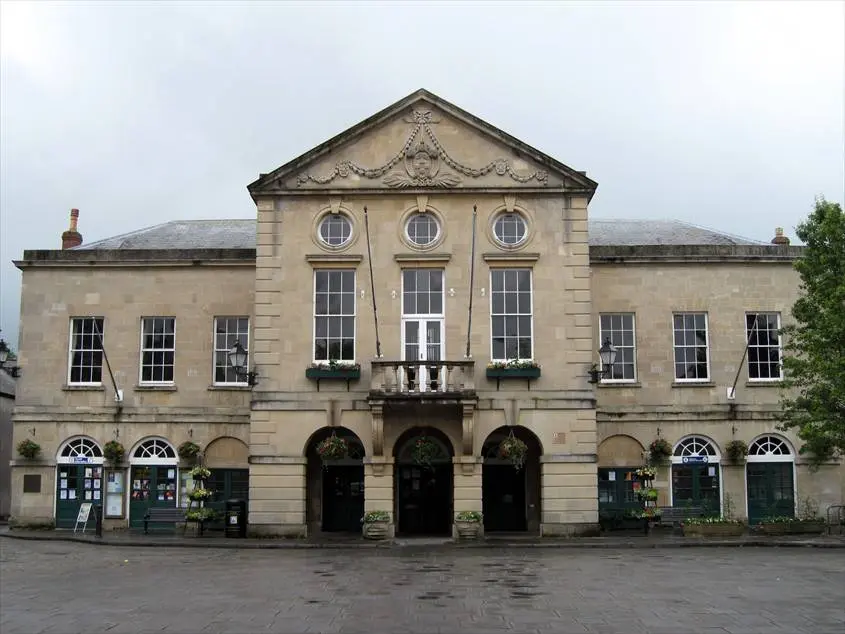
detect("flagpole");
top-left (363, 206), bottom-right (382, 358)
top-left (465, 205), bottom-right (478, 359)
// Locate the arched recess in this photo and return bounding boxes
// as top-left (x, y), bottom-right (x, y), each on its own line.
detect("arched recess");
top-left (671, 435), bottom-right (721, 515)
top-left (393, 426), bottom-right (454, 536)
top-left (55, 436), bottom-right (104, 528)
top-left (304, 427), bottom-right (365, 534)
top-left (746, 434), bottom-right (796, 524)
top-left (128, 437), bottom-right (178, 530)
top-left (596, 435), bottom-right (646, 521)
top-left (203, 437), bottom-right (250, 521)
top-left (481, 426), bottom-right (542, 533)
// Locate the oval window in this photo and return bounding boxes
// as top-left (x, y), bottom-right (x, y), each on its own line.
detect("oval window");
top-left (318, 214), bottom-right (352, 247)
top-left (493, 213), bottom-right (527, 246)
top-left (406, 213), bottom-right (440, 247)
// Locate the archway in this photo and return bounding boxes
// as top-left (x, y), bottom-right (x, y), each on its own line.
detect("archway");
top-left (305, 427), bottom-right (365, 533)
top-left (203, 437), bottom-right (250, 528)
top-left (671, 436), bottom-right (721, 515)
top-left (128, 437), bottom-right (178, 530)
top-left (596, 435), bottom-right (646, 522)
top-left (746, 435), bottom-right (795, 524)
top-left (55, 437), bottom-right (103, 528)
top-left (393, 426), bottom-right (454, 536)
top-left (482, 426), bottom-right (542, 533)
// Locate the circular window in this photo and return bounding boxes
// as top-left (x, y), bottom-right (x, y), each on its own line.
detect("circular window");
top-left (318, 214), bottom-right (352, 247)
top-left (493, 212), bottom-right (527, 246)
top-left (406, 213), bottom-right (440, 246)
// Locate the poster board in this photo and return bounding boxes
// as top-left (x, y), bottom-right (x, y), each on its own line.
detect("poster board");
top-left (74, 502), bottom-right (93, 534)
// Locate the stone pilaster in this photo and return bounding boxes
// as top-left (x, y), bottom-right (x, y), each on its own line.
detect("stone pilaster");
top-left (452, 455), bottom-right (483, 537)
top-left (364, 456), bottom-right (395, 537)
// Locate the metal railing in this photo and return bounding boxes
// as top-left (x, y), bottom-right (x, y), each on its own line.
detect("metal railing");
top-left (370, 360), bottom-right (475, 394)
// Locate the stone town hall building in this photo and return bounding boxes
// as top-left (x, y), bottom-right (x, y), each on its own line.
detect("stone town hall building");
top-left (8, 90), bottom-right (843, 536)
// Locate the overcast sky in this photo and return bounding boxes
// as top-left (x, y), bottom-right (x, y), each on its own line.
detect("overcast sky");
top-left (1, 0), bottom-right (843, 347)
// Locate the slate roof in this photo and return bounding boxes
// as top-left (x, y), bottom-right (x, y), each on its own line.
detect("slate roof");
top-left (75, 218), bottom-right (766, 251)
top-left (0, 370), bottom-right (15, 398)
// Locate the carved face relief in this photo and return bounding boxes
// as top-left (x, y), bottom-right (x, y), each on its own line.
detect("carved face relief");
top-left (411, 150), bottom-right (433, 179)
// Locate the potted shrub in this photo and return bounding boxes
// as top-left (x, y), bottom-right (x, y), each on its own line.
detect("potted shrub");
top-left (498, 432), bottom-right (528, 470)
top-left (454, 511), bottom-right (482, 540)
top-left (682, 516), bottom-right (746, 537)
top-left (16, 439), bottom-right (40, 460)
top-left (305, 360), bottom-right (361, 381)
top-left (725, 440), bottom-right (748, 463)
top-left (189, 466), bottom-right (211, 481)
top-left (411, 435), bottom-right (442, 467)
top-left (178, 441), bottom-right (201, 464)
top-left (362, 510), bottom-right (391, 540)
top-left (648, 438), bottom-right (672, 464)
top-left (316, 433), bottom-right (348, 463)
top-left (103, 440), bottom-right (125, 465)
top-left (486, 359), bottom-right (541, 380)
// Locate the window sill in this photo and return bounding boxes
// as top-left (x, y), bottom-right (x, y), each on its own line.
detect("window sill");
top-left (745, 380), bottom-right (784, 387)
top-left (135, 384), bottom-right (178, 392)
top-left (62, 384), bottom-right (105, 392)
top-left (598, 382), bottom-right (641, 388)
top-left (207, 385), bottom-right (252, 391)
top-left (671, 381), bottom-right (715, 388)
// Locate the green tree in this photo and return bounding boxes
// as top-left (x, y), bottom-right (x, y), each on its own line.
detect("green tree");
top-left (778, 198), bottom-right (845, 465)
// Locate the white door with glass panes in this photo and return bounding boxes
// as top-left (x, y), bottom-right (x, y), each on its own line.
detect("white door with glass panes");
top-left (401, 269), bottom-right (445, 391)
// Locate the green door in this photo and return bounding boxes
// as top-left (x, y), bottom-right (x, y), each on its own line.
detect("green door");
top-left (747, 462), bottom-right (794, 524)
top-left (672, 464), bottom-right (721, 515)
top-left (321, 466), bottom-right (365, 532)
top-left (129, 465), bottom-right (178, 530)
top-left (598, 468), bottom-right (640, 519)
top-left (56, 465), bottom-right (103, 528)
top-left (204, 469), bottom-right (250, 530)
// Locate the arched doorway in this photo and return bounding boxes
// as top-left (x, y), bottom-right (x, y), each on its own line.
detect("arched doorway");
top-left (597, 435), bottom-right (646, 522)
top-left (203, 437), bottom-right (250, 528)
top-left (55, 437), bottom-right (103, 528)
top-left (482, 426), bottom-right (542, 533)
top-left (671, 436), bottom-right (721, 515)
top-left (129, 437), bottom-right (178, 530)
top-left (746, 435), bottom-right (795, 524)
top-left (394, 427), bottom-right (454, 536)
top-left (305, 427), bottom-right (365, 533)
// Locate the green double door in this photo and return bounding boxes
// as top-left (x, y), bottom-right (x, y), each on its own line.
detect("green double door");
top-left (747, 462), bottom-right (794, 524)
top-left (56, 465), bottom-right (103, 528)
top-left (204, 469), bottom-right (250, 529)
top-left (672, 464), bottom-right (721, 515)
top-left (129, 466), bottom-right (177, 530)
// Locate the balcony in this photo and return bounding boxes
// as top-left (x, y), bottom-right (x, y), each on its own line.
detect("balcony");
top-left (369, 360), bottom-right (476, 401)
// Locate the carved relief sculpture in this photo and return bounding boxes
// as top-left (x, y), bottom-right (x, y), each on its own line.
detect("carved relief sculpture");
top-left (295, 109), bottom-right (549, 189)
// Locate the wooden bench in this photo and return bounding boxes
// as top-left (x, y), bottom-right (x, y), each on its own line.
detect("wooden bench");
top-left (143, 507), bottom-right (186, 534)
top-left (656, 506), bottom-right (704, 527)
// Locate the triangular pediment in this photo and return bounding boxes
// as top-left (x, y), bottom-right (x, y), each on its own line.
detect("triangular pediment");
top-left (248, 89), bottom-right (597, 197)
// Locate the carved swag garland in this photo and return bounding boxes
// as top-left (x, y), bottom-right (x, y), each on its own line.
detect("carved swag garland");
top-left (296, 109), bottom-right (549, 189)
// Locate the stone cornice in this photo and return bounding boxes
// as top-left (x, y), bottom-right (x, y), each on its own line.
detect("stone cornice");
top-left (14, 248), bottom-right (256, 270)
top-left (589, 244), bottom-right (804, 264)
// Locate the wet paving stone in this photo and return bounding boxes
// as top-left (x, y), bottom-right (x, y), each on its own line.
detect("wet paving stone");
top-left (1, 539), bottom-right (844, 633)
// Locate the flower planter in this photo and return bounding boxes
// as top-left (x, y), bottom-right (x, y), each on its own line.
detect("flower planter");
top-left (455, 521), bottom-right (481, 540)
top-left (362, 520), bottom-right (390, 540)
top-left (305, 368), bottom-right (361, 380)
top-left (486, 367), bottom-right (541, 380)
top-left (683, 523), bottom-right (745, 537)
top-left (756, 520), bottom-right (825, 535)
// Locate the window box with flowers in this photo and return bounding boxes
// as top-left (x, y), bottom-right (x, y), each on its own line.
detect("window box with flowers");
top-left (305, 361), bottom-right (361, 382)
top-left (486, 360), bottom-right (541, 382)
top-left (648, 438), bottom-right (672, 464)
top-left (361, 510), bottom-right (391, 540)
top-left (682, 517), bottom-right (746, 537)
top-left (454, 511), bottom-right (482, 540)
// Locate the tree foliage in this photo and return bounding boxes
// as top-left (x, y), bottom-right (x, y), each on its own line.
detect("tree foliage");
top-left (778, 198), bottom-right (845, 464)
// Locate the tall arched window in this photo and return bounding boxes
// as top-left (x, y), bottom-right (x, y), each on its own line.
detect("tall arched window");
top-left (746, 435), bottom-right (795, 524)
top-left (671, 436), bottom-right (721, 514)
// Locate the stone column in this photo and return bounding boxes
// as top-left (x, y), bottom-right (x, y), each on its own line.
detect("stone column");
top-left (364, 456), bottom-right (395, 537)
top-left (452, 456), bottom-right (484, 537)
top-left (248, 456), bottom-right (307, 538)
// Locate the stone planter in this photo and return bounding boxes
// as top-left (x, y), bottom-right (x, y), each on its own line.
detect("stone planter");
top-left (756, 520), bottom-right (825, 535)
top-left (362, 520), bottom-right (390, 540)
top-left (455, 521), bottom-right (481, 540)
top-left (683, 523), bottom-right (745, 537)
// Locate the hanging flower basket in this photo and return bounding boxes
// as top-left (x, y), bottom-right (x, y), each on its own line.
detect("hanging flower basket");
top-left (316, 433), bottom-right (349, 462)
top-left (189, 466), bottom-right (211, 481)
top-left (648, 438), bottom-right (672, 464)
top-left (16, 439), bottom-right (41, 460)
top-left (103, 440), bottom-right (125, 464)
top-left (178, 441), bottom-right (201, 463)
top-left (411, 435), bottom-right (442, 467)
top-left (188, 487), bottom-right (213, 502)
top-left (498, 432), bottom-right (528, 470)
top-left (725, 440), bottom-right (748, 463)
top-left (635, 466), bottom-right (657, 480)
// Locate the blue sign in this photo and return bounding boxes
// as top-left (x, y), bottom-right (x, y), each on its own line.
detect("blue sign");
top-left (72, 456), bottom-right (91, 464)
top-left (682, 455), bottom-right (708, 464)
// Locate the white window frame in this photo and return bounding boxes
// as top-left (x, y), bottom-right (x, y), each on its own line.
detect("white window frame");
top-left (318, 214), bottom-right (353, 248)
top-left (405, 213), bottom-right (441, 247)
top-left (492, 212), bottom-right (528, 247)
top-left (672, 312), bottom-right (710, 382)
top-left (401, 268), bottom-right (446, 361)
top-left (312, 269), bottom-right (356, 363)
top-left (139, 316), bottom-right (176, 385)
top-left (598, 313), bottom-right (637, 383)
top-left (489, 268), bottom-right (534, 362)
top-left (67, 317), bottom-right (105, 386)
top-left (212, 316), bottom-right (250, 386)
top-left (746, 312), bottom-right (783, 382)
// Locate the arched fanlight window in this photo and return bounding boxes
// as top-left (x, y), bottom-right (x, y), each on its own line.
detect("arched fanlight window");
top-left (132, 438), bottom-right (176, 462)
top-left (57, 437), bottom-right (103, 464)
top-left (672, 436), bottom-right (719, 462)
top-left (747, 435), bottom-right (793, 462)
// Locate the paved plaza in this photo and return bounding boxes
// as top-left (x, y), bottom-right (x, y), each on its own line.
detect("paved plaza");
top-left (1, 539), bottom-right (843, 634)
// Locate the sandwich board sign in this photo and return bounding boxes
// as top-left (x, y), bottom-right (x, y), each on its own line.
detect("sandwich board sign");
top-left (74, 502), bottom-right (93, 534)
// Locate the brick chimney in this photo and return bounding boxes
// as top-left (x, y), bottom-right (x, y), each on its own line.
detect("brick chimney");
top-left (771, 227), bottom-right (790, 245)
top-left (61, 208), bottom-right (83, 249)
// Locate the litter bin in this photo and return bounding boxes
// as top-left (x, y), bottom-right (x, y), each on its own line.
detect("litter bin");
top-left (225, 499), bottom-right (247, 538)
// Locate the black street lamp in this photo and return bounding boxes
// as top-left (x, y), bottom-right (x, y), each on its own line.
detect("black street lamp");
top-left (227, 340), bottom-right (259, 387)
top-left (587, 338), bottom-right (618, 384)
top-left (0, 338), bottom-right (20, 378)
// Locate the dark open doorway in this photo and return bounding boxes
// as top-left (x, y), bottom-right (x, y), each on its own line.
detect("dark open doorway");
top-left (394, 427), bottom-right (454, 536)
top-left (482, 426), bottom-right (542, 533)
top-left (305, 427), bottom-right (365, 534)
